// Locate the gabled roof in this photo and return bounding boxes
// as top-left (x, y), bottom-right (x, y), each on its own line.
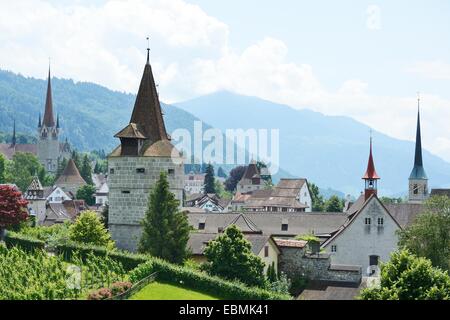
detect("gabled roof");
top-left (224, 213), bottom-right (262, 234)
top-left (321, 194), bottom-right (402, 248)
top-left (55, 159), bottom-right (86, 185)
top-left (0, 144), bottom-right (37, 160)
top-left (26, 176), bottom-right (43, 192)
top-left (430, 189), bottom-right (450, 197)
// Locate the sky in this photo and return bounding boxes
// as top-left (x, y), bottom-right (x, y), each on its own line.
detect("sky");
top-left (1, 0), bottom-right (450, 161)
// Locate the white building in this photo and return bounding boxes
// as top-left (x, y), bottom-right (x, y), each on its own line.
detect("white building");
top-left (184, 173), bottom-right (205, 195)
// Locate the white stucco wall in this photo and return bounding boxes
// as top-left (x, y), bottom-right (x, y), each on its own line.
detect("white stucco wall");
top-left (257, 240), bottom-right (279, 273)
top-left (323, 197), bottom-right (400, 275)
top-left (299, 182), bottom-right (312, 212)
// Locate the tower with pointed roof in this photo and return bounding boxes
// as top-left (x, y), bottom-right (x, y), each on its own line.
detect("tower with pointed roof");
top-left (108, 45), bottom-right (184, 251)
top-left (55, 158), bottom-right (87, 196)
top-left (362, 137), bottom-right (380, 201)
top-left (37, 67), bottom-right (60, 173)
top-left (408, 97), bottom-right (428, 203)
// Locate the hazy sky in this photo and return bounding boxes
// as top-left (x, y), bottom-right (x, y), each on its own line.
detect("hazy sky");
top-left (1, 0), bottom-right (450, 162)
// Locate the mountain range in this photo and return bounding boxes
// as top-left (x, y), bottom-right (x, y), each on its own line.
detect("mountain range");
top-left (1, 69), bottom-right (449, 197)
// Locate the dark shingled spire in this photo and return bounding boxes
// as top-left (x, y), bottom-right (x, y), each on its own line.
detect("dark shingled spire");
top-left (11, 119), bottom-right (16, 146)
top-left (55, 159), bottom-right (86, 185)
top-left (43, 67), bottom-right (55, 127)
top-left (409, 98), bottom-right (427, 179)
top-left (129, 47), bottom-right (168, 142)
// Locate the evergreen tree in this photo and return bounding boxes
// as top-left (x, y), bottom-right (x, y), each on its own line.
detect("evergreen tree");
top-left (76, 184), bottom-right (96, 206)
top-left (203, 224), bottom-right (266, 287)
top-left (138, 172), bottom-right (190, 264)
top-left (56, 158), bottom-right (68, 180)
top-left (80, 154), bottom-right (93, 185)
top-left (71, 150), bottom-right (81, 171)
top-left (203, 163), bottom-right (216, 194)
top-left (309, 182), bottom-right (325, 212)
top-left (266, 262), bottom-right (278, 283)
top-left (217, 167), bottom-right (227, 178)
top-left (325, 195), bottom-right (343, 212)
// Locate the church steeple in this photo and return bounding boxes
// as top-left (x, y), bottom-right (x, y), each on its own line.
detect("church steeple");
top-left (11, 119), bottom-right (16, 147)
top-left (362, 135), bottom-right (380, 200)
top-left (409, 94), bottom-right (428, 203)
top-left (42, 66), bottom-right (55, 127)
top-left (409, 96), bottom-right (427, 180)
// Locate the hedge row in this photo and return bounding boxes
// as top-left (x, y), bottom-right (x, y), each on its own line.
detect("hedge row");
top-left (54, 242), bottom-right (149, 271)
top-left (4, 232), bottom-right (46, 252)
top-left (129, 259), bottom-right (291, 300)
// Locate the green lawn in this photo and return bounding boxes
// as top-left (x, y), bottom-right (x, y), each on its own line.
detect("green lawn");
top-left (129, 282), bottom-right (219, 300)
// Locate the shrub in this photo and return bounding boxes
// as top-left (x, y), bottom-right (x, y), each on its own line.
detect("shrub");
top-left (110, 281), bottom-right (132, 296)
top-left (4, 231), bottom-right (45, 252)
top-left (69, 211), bottom-right (114, 248)
top-left (289, 274), bottom-right (308, 296)
top-left (87, 288), bottom-right (112, 300)
top-left (129, 258), bottom-right (290, 300)
top-left (55, 241), bottom-right (149, 271)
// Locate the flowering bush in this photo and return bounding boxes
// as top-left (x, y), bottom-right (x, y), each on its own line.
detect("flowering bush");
top-left (87, 288), bottom-right (112, 300)
top-left (110, 281), bottom-right (132, 296)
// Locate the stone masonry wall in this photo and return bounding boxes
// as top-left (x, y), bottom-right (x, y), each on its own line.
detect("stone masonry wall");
top-left (108, 155), bottom-right (184, 252)
top-left (279, 247), bottom-right (361, 284)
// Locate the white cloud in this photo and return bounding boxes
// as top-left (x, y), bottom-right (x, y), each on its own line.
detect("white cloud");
top-left (1, 0), bottom-right (450, 162)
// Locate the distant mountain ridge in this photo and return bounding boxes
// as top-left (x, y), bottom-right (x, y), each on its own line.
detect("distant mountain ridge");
top-left (174, 91), bottom-right (450, 196)
top-left (2, 69), bottom-right (449, 196)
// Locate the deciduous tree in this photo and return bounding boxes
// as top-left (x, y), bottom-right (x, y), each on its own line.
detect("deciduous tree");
top-left (68, 210), bottom-right (114, 248)
top-left (0, 185), bottom-right (28, 239)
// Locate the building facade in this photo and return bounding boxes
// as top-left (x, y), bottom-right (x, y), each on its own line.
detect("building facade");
top-left (108, 49), bottom-right (184, 251)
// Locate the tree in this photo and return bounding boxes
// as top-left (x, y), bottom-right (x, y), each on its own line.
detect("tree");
top-left (203, 224), bottom-right (266, 287)
top-left (380, 196), bottom-right (403, 204)
top-left (217, 167), bottom-right (227, 178)
top-left (324, 195), bottom-right (343, 212)
top-left (309, 182), bottom-right (325, 212)
top-left (256, 161), bottom-right (272, 184)
top-left (71, 150), bottom-right (82, 172)
top-left (56, 158), bottom-right (68, 180)
top-left (0, 154), bottom-right (6, 183)
top-left (101, 204), bottom-right (109, 229)
top-left (80, 154), bottom-right (93, 185)
top-left (0, 185), bottom-right (28, 240)
top-left (359, 250), bottom-right (450, 300)
top-left (398, 195), bottom-right (450, 271)
top-left (76, 184), bottom-right (96, 206)
top-left (138, 172), bottom-right (190, 264)
top-left (203, 163), bottom-right (216, 194)
top-left (215, 180), bottom-right (232, 200)
top-left (266, 262), bottom-right (278, 283)
top-left (224, 165), bottom-right (246, 192)
top-left (68, 210), bottom-right (114, 248)
top-left (5, 152), bottom-right (46, 192)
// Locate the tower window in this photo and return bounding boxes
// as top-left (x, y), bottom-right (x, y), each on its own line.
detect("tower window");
top-left (281, 223), bottom-right (288, 231)
top-left (331, 245), bottom-right (337, 253)
top-left (365, 218), bottom-right (371, 225)
top-left (377, 217), bottom-right (384, 225)
top-left (110, 168), bottom-right (115, 174)
top-left (168, 168), bottom-right (175, 175)
top-left (413, 184), bottom-right (418, 195)
top-left (121, 190), bottom-right (130, 194)
top-left (136, 168), bottom-right (145, 173)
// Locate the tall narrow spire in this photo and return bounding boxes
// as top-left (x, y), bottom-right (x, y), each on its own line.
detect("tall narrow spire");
top-left (11, 119), bottom-right (16, 146)
top-left (42, 65), bottom-right (55, 127)
top-left (409, 94), bottom-right (427, 179)
top-left (129, 44), bottom-right (168, 142)
top-left (362, 136), bottom-right (380, 180)
top-left (146, 36), bottom-right (150, 64)
top-left (362, 135), bottom-right (380, 200)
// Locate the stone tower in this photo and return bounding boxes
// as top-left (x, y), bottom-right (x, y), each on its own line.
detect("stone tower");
top-left (37, 67), bottom-right (60, 173)
top-left (24, 176), bottom-right (46, 225)
top-left (108, 48), bottom-right (184, 252)
top-left (362, 137), bottom-right (380, 201)
top-left (408, 97), bottom-right (428, 203)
